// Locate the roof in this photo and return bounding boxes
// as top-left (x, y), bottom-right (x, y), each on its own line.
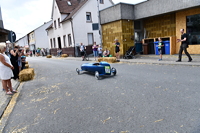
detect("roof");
top-left (46, 23), bottom-right (53, 30)
top-left (62, 0), bottom-right (88, 22)
top-left (56, 0), bottom-right (84, 14)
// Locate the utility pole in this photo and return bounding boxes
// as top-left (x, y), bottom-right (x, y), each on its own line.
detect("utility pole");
top-left (97, 0), bottom-right (102, 46)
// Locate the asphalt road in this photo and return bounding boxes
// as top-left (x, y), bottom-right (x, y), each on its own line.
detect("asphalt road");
top-left (3, 57), bottom-right (200, 133)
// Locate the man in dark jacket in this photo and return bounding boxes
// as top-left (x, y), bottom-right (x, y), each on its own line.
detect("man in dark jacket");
top-left (176, 29), bottom-right (192, 62)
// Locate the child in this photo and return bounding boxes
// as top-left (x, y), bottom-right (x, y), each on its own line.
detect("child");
top-left (158, 37), bottom-right (164, 61)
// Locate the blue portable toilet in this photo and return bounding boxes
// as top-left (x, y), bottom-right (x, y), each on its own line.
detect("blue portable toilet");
top-left (163, 40), bottom-right (170, 54)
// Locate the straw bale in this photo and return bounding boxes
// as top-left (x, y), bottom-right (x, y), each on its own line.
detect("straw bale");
top-left (98, 57), bottom-right (117, 63)
top-left (19, 68), bottom-right (35, 82)
top-left (61, 54), bottom-right (68, 57)
top-left (25, 64), bottom-right (29, 68)
top-left (46, 55), bottom-right (52, 58)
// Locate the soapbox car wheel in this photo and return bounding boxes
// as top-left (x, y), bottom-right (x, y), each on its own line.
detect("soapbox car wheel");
top-left (112, 67), bottom-right (117, 76)
top-left (95, 71), bottom-right (100, 80)
top-left (76, 68), bottom-right (80, 75)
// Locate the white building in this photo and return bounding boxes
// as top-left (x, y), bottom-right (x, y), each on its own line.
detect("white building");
top-left (16, 20), bottom-right (52, 50)
top-left (46, 0), bottom-right (114, 56)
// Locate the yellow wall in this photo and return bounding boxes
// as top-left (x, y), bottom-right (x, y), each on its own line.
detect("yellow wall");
top-left (102, 20), bottom-right (134, 56)
top-left (143, 13), bottom-right (176, 38)
top-left (176, 7), bottom-right (200, 54)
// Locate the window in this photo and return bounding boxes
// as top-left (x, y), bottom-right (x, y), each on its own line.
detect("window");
top-left (54, 20), bottom-right (57, 29)
top-left (58, 18), bottom-right (60, 28)
top-left (100, 0), bottom-right (104, 4)
top-left (186, 14), bottom-right (200, 45)
top-left (92, 23), bottom-right (99, 30)
top-left (68, 34), bottom-right (72, 46)
top-left (50, 39), bottom-right (53, 48)
top-left (87, 33), bottom-right (94, 45)
top-left (63, 35), bottom-right (66, 47)
top-left (86, 12), bottom-right (92, 22)
top-left (53, 38), bottom-right (56, 47)
top-left (67, 1), bottom-right (72, 5)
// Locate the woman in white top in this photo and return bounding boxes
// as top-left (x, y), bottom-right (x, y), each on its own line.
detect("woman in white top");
top-left (0, 42), bottom-right (17, 95)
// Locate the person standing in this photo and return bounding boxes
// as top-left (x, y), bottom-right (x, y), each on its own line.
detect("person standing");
top-left (80, 43), bottom-right (86, 61)
top-left (0, 42), bottom-right (17, 95)
top-left (158, 37), bottom-right (164, 61)
top-left (92, 42), bottom-right (98, 61)
top-left (98, 45), bottom-right (103, 57)
top-left (33, 49), bottom-right (35, 56)
top-left (114, 39), bottom-right (120, 62)
top-left (176, 29), bottom-right (192, 62)
top-left (10, 46), bottom-right (19, 80)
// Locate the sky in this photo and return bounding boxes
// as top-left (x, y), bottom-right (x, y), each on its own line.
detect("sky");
top-left (0, 0), bottom-right (146, 40)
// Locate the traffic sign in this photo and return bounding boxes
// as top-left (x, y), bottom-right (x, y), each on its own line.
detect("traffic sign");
top-left (8, 31), bottom-right (16, 43)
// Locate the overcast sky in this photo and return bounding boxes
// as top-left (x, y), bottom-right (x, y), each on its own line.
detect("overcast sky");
top-left (1, 0), bottom-right (146, 40)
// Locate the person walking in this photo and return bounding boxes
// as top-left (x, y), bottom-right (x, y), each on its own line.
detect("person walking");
top-left (114, 39), bottom-right (120, 62)
top-left (92, 42), bottom-right (98, 61)
top-left (10, 46), bottom-right (19, 80)
top-left (176, 29), bottom-right (192, 62)
top-left (80, 43), bottom-right (86, 61)
top-left (0, 42), bottom-right (17, 95)
top-left (158, 37), bottom-right (164, 61)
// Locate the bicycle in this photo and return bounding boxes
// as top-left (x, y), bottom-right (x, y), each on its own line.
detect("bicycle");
top-left (83, 51), bottom-right (89, 61)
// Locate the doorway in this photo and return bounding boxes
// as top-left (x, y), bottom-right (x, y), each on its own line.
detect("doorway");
top-left (57, 37), bottom-right (62, 49)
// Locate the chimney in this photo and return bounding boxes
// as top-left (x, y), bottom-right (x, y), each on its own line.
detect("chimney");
top-left (0, 6), bottom-right (4, 28)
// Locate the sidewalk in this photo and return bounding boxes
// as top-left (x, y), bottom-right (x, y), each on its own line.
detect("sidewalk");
top-left (0, 79), bottom-right (20, 117)
top-left (52, 54), bottom-right (200, 66)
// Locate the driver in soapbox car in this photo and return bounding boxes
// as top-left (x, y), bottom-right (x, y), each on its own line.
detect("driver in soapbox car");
top-left (76, 62), bottom-right (117, 80)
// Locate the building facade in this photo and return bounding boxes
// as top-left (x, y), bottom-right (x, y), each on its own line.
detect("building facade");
top-left (46, 0), bottom-right (114, 56)
top-left (100, 0), bottom-right (200, 56)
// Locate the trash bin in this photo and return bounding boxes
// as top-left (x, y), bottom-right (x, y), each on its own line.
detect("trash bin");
top-left (135, 43), bottom-right (142, 54)
top-left (154, 41), bottom-right (159, 55)
top-left (142, 43), bottom-right (148, 55)
top-left (148, 42), bottom-right (155, 54)
top-left (163, 40), bottom-right (170, 54)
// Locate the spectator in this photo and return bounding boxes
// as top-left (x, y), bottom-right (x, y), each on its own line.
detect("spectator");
top-left (21, 50), bottom-right (26, 70)
top-left (114, 39), bottom-right (120, 62)
top-left (10, 46), bottom-right (19, 80)
top-left (0, 42), bottom-right (17, 95)
top-left (92, 42), bottom-right (98, 61)
top-left (103, 48), bottom-right (110, 57)
top-left (57, 48), bottom-right (62, 57)
top-left (98, 45), bottom-right (102, 57)
top-left (32, 49), bottom-right (35, 56)
top-left (80, 43), bottom-right (86, 61)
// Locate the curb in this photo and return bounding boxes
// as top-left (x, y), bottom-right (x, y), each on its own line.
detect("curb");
top-left (120, 60), bottom-right (200, 66)
top-left (0, 81), bottom-right (20, 119)
top-left (0, 82), bottom-right (22, 133)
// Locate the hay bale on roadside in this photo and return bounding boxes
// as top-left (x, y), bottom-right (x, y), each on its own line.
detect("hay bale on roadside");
top-left (98, 57), bottom-right (117, 63)
top-left (61, 54), bottom-right (68, 57)
top-left (46, 55), bottom-right (52, 58)
top-left (19, 68), bottom-right (35, 82)
top-left (25, 64), bottom-right (29, 68)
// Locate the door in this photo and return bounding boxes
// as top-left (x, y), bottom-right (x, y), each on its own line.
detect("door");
top-left (57, 37), bottom-right (62, 49)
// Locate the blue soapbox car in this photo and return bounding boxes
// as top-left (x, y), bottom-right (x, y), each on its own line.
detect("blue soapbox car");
top-left (76, 62), bottom-right (117, 80)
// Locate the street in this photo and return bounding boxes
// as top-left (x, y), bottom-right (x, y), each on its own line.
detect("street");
top-left (2, 57), bottom-right (200, 133)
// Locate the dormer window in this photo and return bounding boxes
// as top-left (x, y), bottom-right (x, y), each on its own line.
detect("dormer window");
top-left (67, 1), bottom-right (72, 6)
top-left (100, 0), bottom-right (104, 4)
